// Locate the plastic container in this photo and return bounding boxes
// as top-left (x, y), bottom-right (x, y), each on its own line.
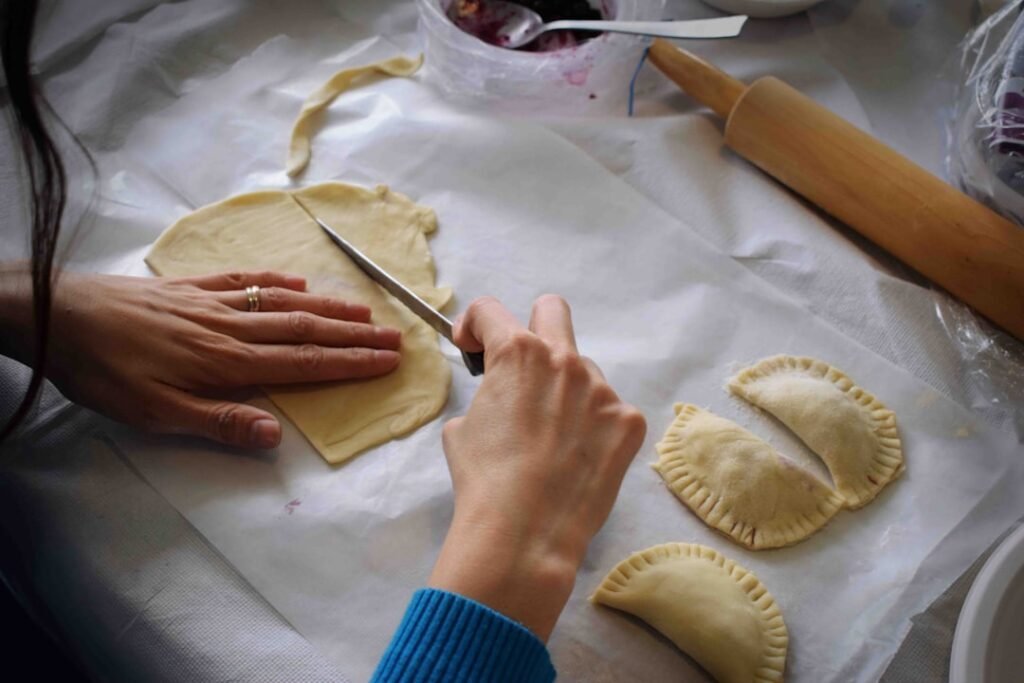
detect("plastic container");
top-left (417, 0), bottom-right (665, 115)
top-left (950, 523), bottom-right (1024, 683)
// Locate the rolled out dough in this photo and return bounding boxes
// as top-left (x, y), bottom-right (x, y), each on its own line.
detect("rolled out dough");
top-left (146, 182), bottom-right (452, 464)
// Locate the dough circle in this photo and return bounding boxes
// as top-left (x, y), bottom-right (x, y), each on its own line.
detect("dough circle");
top-left (146, 182), bottom-right (452, 464)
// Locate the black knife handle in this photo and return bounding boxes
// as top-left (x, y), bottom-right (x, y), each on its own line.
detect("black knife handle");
top-left (461, 350), bottom-right (485, 376)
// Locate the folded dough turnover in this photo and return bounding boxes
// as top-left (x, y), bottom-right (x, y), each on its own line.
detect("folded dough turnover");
top-left (592, 543), bottom-right (788, 683)
top-left (146, 183), bottom-right (451, 464)
top-left (729, 355), bottom-right (904, 509)
top-left (655, 404), bottom-right (843, 550)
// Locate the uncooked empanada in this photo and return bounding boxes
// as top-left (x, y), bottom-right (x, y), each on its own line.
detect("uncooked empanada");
top-left (728, 355), bottom-right (903, 509)
top-left (592, 543), bottom-right (788, 683)
top-left (655, 404), bottom-right (843, 550)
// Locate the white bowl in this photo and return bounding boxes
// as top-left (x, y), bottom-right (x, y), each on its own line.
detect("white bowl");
top-left (699, 0), bottom-right (827, 18)
top-left (950, 523), bottom-right (1024, 683)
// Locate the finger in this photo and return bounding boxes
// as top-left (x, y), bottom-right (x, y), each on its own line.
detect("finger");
top-left (582, 356), bottom-right (606, 382)
top-left (178, 270), bottom-right (307, 292)
top-left (221, 312), bottom-right (401, 349)
top-left (453, 296), bottom-right (525, 353)
top-left (528, 294), bottom-right (577, 352)
top-left (156, 389), bottom-right (283, 449)
top-left (216, 287), bottom-right (372, 323)
top-left (230, 345), bottom-right (400, 384)
top-left (614, 406), bottom-right (648, 464)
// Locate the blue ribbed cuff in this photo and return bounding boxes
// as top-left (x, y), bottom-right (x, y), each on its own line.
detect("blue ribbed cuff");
top-left (372, 588), bottom-right (556, 683)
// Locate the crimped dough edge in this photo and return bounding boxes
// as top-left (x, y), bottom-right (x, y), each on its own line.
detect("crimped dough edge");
top-left (592, 542), bottom-right (788, 683)
top-left (655, 404), bottom-right (843, 550)
top-left (729, 355), bottom-right (904, 508)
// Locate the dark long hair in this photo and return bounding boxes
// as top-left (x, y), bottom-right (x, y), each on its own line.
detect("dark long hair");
top-left (0, 0), bottom-right (67, 439)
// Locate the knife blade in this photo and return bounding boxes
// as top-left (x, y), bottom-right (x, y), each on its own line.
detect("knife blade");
top-left (292, 197), bottom-right (484, 376)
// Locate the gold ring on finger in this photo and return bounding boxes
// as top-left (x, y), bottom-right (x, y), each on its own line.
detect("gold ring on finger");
top-left (245, 285), bottom-right (261, 312)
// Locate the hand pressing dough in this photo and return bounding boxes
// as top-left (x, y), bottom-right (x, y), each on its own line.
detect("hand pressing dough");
top-left (729, 355), bottom-right (904, 509)
top-left (592, 543), bottom-right (788, 683)
top-left (286, 54), bottom-right (423, 177)
top-left (655, 404), bottom-right (843, 550)
top-left (146, 182), bottom-right (451, 464)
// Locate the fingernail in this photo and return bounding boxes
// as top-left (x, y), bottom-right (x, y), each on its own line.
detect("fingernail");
top-left (285, 276), bottom-right (307, 291)
top-left (250, 419), bottom-right (280, 448)
top-left (375, 349), bottom-right (401, 368)
top-left (376, 327), bottom-right (402, 348)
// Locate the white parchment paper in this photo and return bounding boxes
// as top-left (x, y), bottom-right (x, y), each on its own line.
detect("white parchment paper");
top-left (102, 58), bottom-right (1022, 682)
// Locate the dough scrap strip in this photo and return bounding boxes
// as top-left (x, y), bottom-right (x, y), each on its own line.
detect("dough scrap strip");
top-left (286, 54), bottom-right (424, 177)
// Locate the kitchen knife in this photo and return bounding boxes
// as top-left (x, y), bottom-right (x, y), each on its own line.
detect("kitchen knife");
top-left (293, 197), bottom-right (485, 376)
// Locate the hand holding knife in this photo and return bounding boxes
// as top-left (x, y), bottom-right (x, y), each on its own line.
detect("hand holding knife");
top-left (293, 197), bottom-right (485, 376)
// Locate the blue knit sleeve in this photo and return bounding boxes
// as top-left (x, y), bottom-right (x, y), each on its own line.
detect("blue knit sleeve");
top-left (371, 588), bottom-right (556, 682)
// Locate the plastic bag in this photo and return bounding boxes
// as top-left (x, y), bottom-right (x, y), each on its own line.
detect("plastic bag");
top-left (417, 0), bottom-right (665, 115)
top-left (942, 0), bottom-right (1024, 435)
top-left (948, 0), bottom-right (1024, 224)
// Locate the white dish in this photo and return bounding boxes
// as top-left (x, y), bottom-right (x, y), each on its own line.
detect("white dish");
top-left (950, 523), bottom-right (1024, 683)
top-left (699, 0), bottom-right (826, 18)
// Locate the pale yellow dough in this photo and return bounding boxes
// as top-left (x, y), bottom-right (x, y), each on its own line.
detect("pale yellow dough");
top-left (146, 182), bottom-right (451, 464)
top-left (729, 355), bottom-right (904, 509)
top-left (655, 404), bottom-right (843, 550)
top-left (286, 54), bottom-right (423, 177)
top-left (592, 543), bottom-right (788, 683)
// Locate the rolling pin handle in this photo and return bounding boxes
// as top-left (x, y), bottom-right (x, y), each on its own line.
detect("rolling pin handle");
top-left (648, 39), bottom-right (746, 119)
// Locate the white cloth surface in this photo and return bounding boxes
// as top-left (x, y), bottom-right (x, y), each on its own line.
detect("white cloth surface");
top-left (0, 360), bottom-right (348, 683)
top-left (1, 0), bottom-right (1022, 681)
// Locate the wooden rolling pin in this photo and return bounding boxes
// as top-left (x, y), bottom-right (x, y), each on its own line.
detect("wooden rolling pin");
top-left (648, 39), bottom-right (1024, 342)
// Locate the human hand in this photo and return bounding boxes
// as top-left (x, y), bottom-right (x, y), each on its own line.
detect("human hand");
top-left (428, 295), bottom-right (646, 641)
top-left (37, 270), bottom-right (400, 448)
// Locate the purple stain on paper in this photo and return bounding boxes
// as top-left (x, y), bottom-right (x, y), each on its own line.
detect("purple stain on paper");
top-left (564, 68), bottom-right (590, 86)
top-left (285, 499), bottom-right (301, 515)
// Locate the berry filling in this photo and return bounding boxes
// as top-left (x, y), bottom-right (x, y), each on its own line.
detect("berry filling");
top-left (450, 0), bottom-right (605, 52)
